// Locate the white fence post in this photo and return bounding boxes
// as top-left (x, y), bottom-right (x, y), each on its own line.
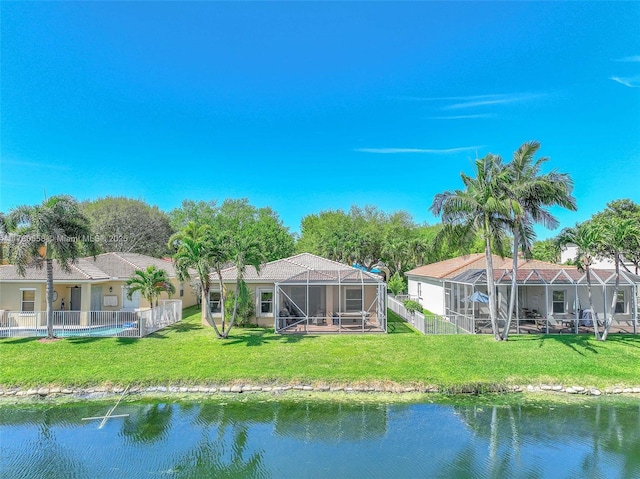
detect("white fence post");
top-left (387, 295), bottom-right (472, 335)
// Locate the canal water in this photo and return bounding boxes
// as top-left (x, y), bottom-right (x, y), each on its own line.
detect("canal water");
top-left (1, 396), bottom-right (638, 478)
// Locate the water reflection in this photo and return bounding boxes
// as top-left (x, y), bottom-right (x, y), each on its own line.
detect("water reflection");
top-left (121, 402), bottom-right (173, 444)
top-left (170, 422), bottom-right (269, 479)
top-left (453, 403), bottom-right (640, 478)
top-left (273, 402), bottom-right (388, 443)
top-left (1, 398), bottom-right (638, 478)
top-left (9, 407), bottom-right (89, 479)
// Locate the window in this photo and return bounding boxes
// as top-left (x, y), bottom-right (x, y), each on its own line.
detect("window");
top-left (552, 290), bottom-right (565, 314)
top-left (258, 289), bottom-right (273, 316)
top-left (122, 287), bottom-right (140, 310)
top-left (345, 288), bottom-right (363, 312)
top-left (615, 290), bottom-right (625, 314)
top-left (417, 282), bottom-right (422, 298)
top-left (209, 291), bottom-right (221, 314)
top-left (21, 289), bottom-right (35, 312)
top-left (179, 282), bottom-right (184, 298)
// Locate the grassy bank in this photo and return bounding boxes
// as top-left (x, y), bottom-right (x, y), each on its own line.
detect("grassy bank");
top-left (1, 307), bottom-right (639, 390)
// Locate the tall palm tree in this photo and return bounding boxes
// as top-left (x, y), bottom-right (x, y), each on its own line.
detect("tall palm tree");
top-left (168, 222), bottom-right (227, 338)
top-left (431, 154), bottom-right (512, 340)
top-left (221, 235), bottom-right (263, 338)
top-left (557, 222), bottom-right (604, 340)
top-left (502, 141), bottom-right (577, 339)
top-left (125, 265), bottom-right (176, 308)
top-left (6, 196), bottom-right (97, 339)
top-left (601, 218), bottom-right (640, 340)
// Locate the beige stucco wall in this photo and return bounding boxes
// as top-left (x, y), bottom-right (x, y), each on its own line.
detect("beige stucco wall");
top-left (205, 282), bottom-right (275, 328)
top-left (249, 282), bottom-right (276, 327)
top-left (127, 278), bottom-right (197, 309)
top-left (0, 282), bottom-right (44, 311)
top-left (176, 279), bottom-right (198, 308)
top-left (0, 282), bottom-right (93, 312)
top-left (0, 277), bottom-right (197, 313)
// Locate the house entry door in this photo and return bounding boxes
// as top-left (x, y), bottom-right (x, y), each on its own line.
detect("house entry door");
top-left (70, 287), bottom-right (81, 311)
top-left (69, 286), bottom-right (82, 324)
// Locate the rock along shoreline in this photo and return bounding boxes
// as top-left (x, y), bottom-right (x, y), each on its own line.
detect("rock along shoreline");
top-left (2, 382), bottom-right (640, 401)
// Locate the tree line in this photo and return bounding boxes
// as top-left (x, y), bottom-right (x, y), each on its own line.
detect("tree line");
top-left (2, 195), bottom-right (490, 275)
top-left (2, 191), bottom-right (637, 286)
top-left (2, 148), bottom-right (638, 340)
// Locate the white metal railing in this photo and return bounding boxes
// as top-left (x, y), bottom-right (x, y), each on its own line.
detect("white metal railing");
top-left (388, 296), bottom-right (473, 335)
top-left (475, 316), bottom-right (639, 335)
top-left (139, 300), bottom-right (183, 336)
top-left (393, 294), bottom-right (418, 302)
top-left (0, 300), bottom-right (183, 339)
top-left (275, 312), bottom-right (383, 334)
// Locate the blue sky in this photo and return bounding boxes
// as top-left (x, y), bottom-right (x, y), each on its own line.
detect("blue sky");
top-left (2, 2), bottom-right (639, 239)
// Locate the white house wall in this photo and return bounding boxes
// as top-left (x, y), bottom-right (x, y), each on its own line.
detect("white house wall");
top-left (407, 276), bottom-right (444, 315)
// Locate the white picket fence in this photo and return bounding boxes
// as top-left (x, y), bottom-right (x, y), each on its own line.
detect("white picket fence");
top-left (388, 296), bottom-right (473, 335)
top-left (139, 300), bottom-right (183, 336)
top-left (0, 300), bottom-right (182, 338)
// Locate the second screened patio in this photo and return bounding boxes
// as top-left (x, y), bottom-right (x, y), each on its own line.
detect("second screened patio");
top-left (444, 267), bottom-right (639, 334)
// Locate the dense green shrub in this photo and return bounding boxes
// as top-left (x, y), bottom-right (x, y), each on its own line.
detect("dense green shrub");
top-left (387, 272), bottom-right (406, 296)
top-left (224, 287), bottom-right (256, 327)
top-left (403, 299), bottom-right (423, 314)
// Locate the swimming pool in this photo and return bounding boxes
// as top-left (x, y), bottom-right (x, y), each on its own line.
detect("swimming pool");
top-left (0, 323), bottom-right (139, 338)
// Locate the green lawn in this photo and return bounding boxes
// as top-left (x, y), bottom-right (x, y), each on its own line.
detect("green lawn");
top-left (1, 307), bottom-right (639, 390)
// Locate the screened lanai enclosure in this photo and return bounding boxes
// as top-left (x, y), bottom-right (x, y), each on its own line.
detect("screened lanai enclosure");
top-left (274, 269), bottom-right (387, 334)
top-left (444, 268), bottom-right (639, 335)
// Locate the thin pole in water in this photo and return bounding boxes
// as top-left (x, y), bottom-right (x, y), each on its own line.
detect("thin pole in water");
top-left (81, 385), bottom-right (130, 429)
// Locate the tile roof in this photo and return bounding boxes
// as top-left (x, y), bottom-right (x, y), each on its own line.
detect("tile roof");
top-left (405, 254), bottom-right (567, 280)
top-left (216, 253), bottom-right (383, 283)
top-left (0, 252), bottom-right (181, 282)
top-left (0, 259), bottom-right (109, 281)
top-left (451, 267), bottom-right (640, 285)
top-left (90, 253), bottom-right (180, 279)
top-left (407, 255), bottom-right (640, 285)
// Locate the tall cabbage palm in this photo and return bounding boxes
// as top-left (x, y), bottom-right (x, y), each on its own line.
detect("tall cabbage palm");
top-left (557, 222), bottom-right (605, 340)
top-left (502, 141), bottom-right (577, 339)
top-left (169, 222), bottom-right (227, 338)
top-left (431, 154), bottom-right (512, 340)
top-left (221, 235), bottom-right (263, 338)
top-left (125, 265), bottom-right (176, 308)
top-left (5, 196), bottom-right (97, 339)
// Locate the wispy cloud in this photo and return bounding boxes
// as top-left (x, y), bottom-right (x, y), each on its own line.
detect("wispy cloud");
top-left (355, 146), bottom-right (482, 154)
top-left (613, 55), bottom-right (640, 63)
top-left (610, 76), bottom-right (640, 88)
top-left (394, 92), bottom-right (545, 117)
top-left (1, 158), bottom-right (71, 171)
top-left (396, 93), bottom-right (512, 102)
top-left (444, 93), bottom-right (544, 110)
top-left (427, 113), bottom-right (496, 120)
